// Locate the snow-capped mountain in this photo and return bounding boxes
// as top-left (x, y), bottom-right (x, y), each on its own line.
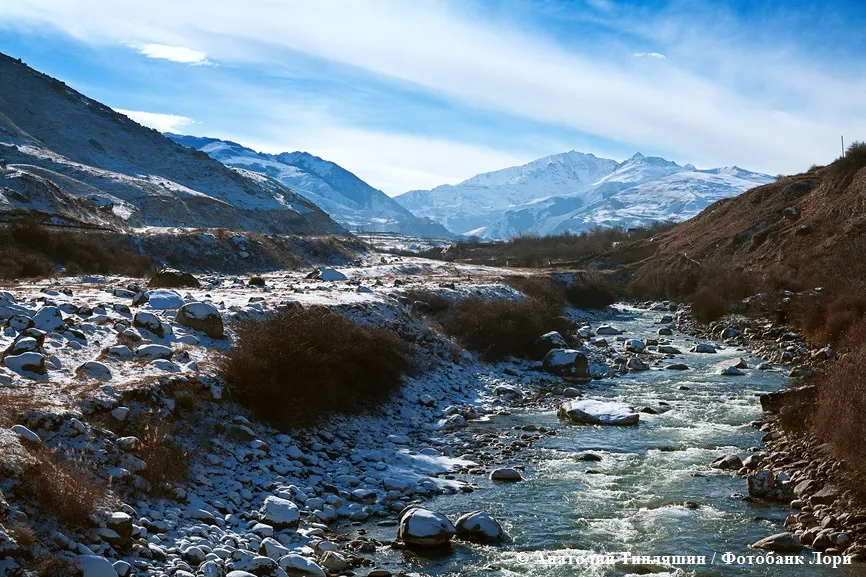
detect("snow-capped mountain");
top-left (166, 135), bottom-right (455, 239)
top-left (396, 151), bottom-right (772, 238)
top-left (0, 53), bottom-right (343, 235)
top-left (396, 151), bottom-right (618, 235)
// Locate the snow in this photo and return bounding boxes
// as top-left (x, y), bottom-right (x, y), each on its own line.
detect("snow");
top-left (145, 289), bottom-right (184, 310)
top-left (558, 399), bottom-right (640, 426)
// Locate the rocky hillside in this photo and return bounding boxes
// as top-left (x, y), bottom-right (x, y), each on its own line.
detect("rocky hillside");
top-left (166, 134), bottom-right (455, 239)
top-left (0, 53), bottom-right (343, 235)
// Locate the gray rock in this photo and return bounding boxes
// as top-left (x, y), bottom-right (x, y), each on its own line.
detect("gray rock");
top-left (397, 506), bottom-right (456, 547)
top-left (175, 302), bottom-right (225, 339)
top-left (455, 511), bottom-right (507, 543)
top-left (752, 532), bottom-right (803, 552)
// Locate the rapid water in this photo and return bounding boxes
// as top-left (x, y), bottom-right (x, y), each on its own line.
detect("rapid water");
top-left (368, 307), bottom-right (860, 576)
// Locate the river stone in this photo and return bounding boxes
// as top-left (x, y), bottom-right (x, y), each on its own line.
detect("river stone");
top-left (557, 399), bottom-right (639, 426)
top-left (710, 454), bottom-right (743, 470)
top-left (78, 555), bottom-right (117, 577)
top-left (657, 327), bottom-right (674, 336)
top-left (666, 363), bottom-right (689, 370)
top-left (489, 468), bottom-right (523, 482)
top-left (626, 357), bottom-right (649, 371)
top-left (691, 343), bottom-right (717, 353)
top-left (175, 302), bottom-right (225, 339)
top-left (752, 532), bottom-right (803, 552)
top-left (719, 365), bottom-right (745, 376)
top-left (624, 339), bottom-right (646, 353)
top-left (278, 554), bottom-right (326, 576)
top-left (535, 331), bottom-right (567, 359)
top-left (542, 349), bottom-right (590, 379)
top-left (657, 345), bottom-right (682, 354)
top-left (259, 496), bottom-right (300, 529)
top-left (397, 506), bottom-right (456, 547)
top-left (455, 511), bottom-right (507, 543)
top-left (811, 484), bottom-right (840, 506)
top-left (596, 324), bottom-right (622, 335)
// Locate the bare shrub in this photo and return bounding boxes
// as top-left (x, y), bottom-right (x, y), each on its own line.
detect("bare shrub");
top-left (403, 288), bottom-right (453, 316)
top-left (23, 450), bottom-right (106, 528)
top-left (135, 420), bottom-right (189, 491)
top-left (9, 523), bottom-right (36, 547)
top-left (31, 555), bottom-right (83, 577)
top-left (248, 275), bottom-right (266, 287)
top-left (503, 276), bottom-right (567, 307)
top-left (220, 306), bottom-right (414, 428)
top-left (438, 297), bottom-right (569, 361)
top-left (565, 272), bottom-right (619, 309)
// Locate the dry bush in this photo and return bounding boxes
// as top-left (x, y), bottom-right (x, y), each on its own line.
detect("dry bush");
top-left (23, 450), bottom-right (106, 528)
top-left (220, 306), bottom-right (414, 428)
top-left (438, 297), bottom-right (569, 361)
top-left (0, 223), bottom-right (152, 279)
top-left (799, 292), bottom-right (866, 345)
top-left (9, 523), bottom-right (36, 547)
top-left (835, 140), bottom-right (866, 176)
top-left (135, 420), bottom-right (190, 491)
top-left (811, 318), bottom-right (866, 497)
top-left (403, 288), bottom-right (453, 316)
top-left (31, 555), bottom-right (83, 577)
top-left (565, 272), bottom-right (619, 310)
top-left (503, 276), bottom-right (567, 307)
top-left (248, 275), bottom-right (266, 287)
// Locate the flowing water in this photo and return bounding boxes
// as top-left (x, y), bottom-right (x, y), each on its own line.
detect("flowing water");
top-left (368, 307), bottom-right (859, 576)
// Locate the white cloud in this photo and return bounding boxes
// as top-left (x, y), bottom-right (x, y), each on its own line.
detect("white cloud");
top-left (633, 52), bottom-right (666, 59)
top-left (5, 0), bottom-right (866, 175)
top-left (113, 109), bottom-right (195, 133)
top-left (128, 43), bottom-right (212, 65)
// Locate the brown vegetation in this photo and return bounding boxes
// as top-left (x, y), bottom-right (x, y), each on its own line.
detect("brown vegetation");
top-left (22, 450), bottom-right (106, 528)
top-left (135, 420), bottom-right (190, 491)
top-left (31, 556), bottom-right (83, 577)
top-left (220, 306), bottom-right (414, 428)
top-left (0, 223), bottom-right (153, 279)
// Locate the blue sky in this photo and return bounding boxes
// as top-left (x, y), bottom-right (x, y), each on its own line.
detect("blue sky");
top-left (1, 0), bottom-right (865, 195)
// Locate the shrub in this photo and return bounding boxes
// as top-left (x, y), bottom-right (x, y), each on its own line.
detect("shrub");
top-left (565, 272), bottom-right (619, 309)
top-left (135, 421), bottom-right (189, 492)
top-left (24, 450), bottom-right (106, 528)
top-left (249, 275), bottom-right (266, 287)
top-left (403, 288), bottom-right (453, 316)
top-left (811, 318), bottom-right (866, 498)
top-left (220, 306), bottom-right (413, 428)
top-left (9, 523), bottom-right (36, 547)
top-left (689, 288), bottom-right (730, 323)
top-left (438, 296), bottom-right (569, 361)
top-left (31, 556), bottom-right (83, 577)
top-left (503, 276), bottom-right (567, 307)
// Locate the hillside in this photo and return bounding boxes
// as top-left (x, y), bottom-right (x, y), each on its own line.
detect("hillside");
top-left (0, 53), bottom-right (343, 235)
top-left (166, 134), bottom-right (455, 239)
top-left (396, 151), bottom-right (771, 238)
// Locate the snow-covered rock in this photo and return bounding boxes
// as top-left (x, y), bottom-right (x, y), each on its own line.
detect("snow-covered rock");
top-left (542, 349), bottom-right (590, 379)
top-left (32, 306), bottom-right (65, 332)
top-left (397, 506), bottom-right (456, 547)
top-left (277, 555), bottom-right (326, 577)
top-left (10, 424), bottom-right (41, 444)
top-left (557, 399), bottom-right (640, 426)
top-left (259, 496), bottom-right (300, 529)
top-left (175, 302), bottom-right (224, 338)
top-left (145, 289), bottom-right (184, 310)
top-left (3, 351), bottom-right (46, 374)
top-left (135, 344), bottom-right (173, 360)
top-left (315, 268), bottom-right (347, 282)
top-left (77, 360), bottom-right (112, 381)
top-left (78, 555), bottom-right (117, 577)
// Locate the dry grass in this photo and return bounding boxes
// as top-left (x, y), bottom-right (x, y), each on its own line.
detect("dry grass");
top-left (220, 306), bottom-right (414, 428)
top-left (565, 271), bottom-right (618, 310)
top-left (31, 556), bottom-right (83, 577)
top-left (438, 296), bottom-right (569, 361)
top-left (0, 223), bottom-right (153, 279)
top-left (503, 276), bottom-right (567, 307)
top-left (135, 420), bottom-right (190, 492)
top-left (248, 275), bottom-right (266, 287)
top-left (9, 523), bottom-right (37, 547)
top-left (22, 449), bottom-right (107, 528)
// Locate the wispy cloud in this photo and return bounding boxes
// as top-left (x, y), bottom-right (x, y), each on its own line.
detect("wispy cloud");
top-left (633, 52), bottom-right (666, 59)
top-left (128, 43), bottom-right (212, 65)
top-left (113, 109), bottom-right (195, 133)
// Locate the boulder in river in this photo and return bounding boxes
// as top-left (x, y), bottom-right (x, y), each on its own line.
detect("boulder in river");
top-left (489, 468), bottom-right (523, 482)
top-left (596, 324), bottom-right (622, 335)
top-left (710, 454), bottom-right (743, 470)
top-left (397, 506), bottom-right (456, 547)
top-left (455, 511), bottom-right (507, 543)
top-left (557, 399), bottom-right (639, 426)
top-left (691, 343), bottom-right (717, 353)
top-left (751, 532), bottom-right (803, 552)
top-left (542, 349), bottom-right (590, 380)
top-left (535, 331), bottom-right (567, 359)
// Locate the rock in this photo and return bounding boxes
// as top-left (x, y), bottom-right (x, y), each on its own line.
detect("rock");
top-left (691, 343), bottom-right (716, 353)
top-left (624, 339), bottom-right (646, 353)
top-left (542, 349), bottom-right (590, 379)
top-left (534, 331), bottom-right (567, 359)
top-left (720, 327), bottom-right (739, 339)
top-left (315, 267), bottom-right (348, 282)
top-left (144, 289), bottom-right (184, 309)
top-left (397, 506), bottom-right (456, 547)
top-left (78, 555), bottom-right (117, 577)
top-left (133, 311), bottom-right (163, 336)
top-left (175, 302), bottom-right (225, 339)
top-left (135, 344), bottom-right (172, 360)
top-left (260, 496), bottom-right (300, 529)
top-left (10, 424), bottom-right (41, 444)
top-left (319, 551), bottom-right (348, 571)
top-left (148, 270), bottom-right (200, 288)
top-left (751, 532), bottom-right (803, 553)
top-left (596, 324), bottom-right (622, 335)
top-left (489, 468), bottom-right (523, 482)
top-left (626, 357), bottom-right (649, 371)
top-left (277, 554), bottom-right (326, 577)
top-left (76, 361), bottom-right (112, 381)
top-left (747, 470), bottom-right (774, 498)
top-left (759, 385), bottom-right (816, 413)
top-left (493, 384), bottom-right (523, 400)
top-left (710, 454), bottom-right (743, 470)
top-left (657, 345), bottom-right (681, 354)
top-left (657, 327), bottom-right (674, 336)
top-left (557, 399), bottom-right (639, 426)
top-left (3, 351), bottom-right (46, 374)
top-left (811, 485), bottom-right (840, 506)
top-left (455, 511), bottom-right (507, 543)
top-left (33, 306), bottom-right (65, 332)
top-left (719, 365), bottom-right (745, 376)
top-left (666, 363), bottom-right (689, 370)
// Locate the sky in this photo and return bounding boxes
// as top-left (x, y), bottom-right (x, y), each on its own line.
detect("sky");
top-left (1, 0), bottom-right (865, 195)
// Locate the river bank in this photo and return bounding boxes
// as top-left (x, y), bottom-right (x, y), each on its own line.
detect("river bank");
top-left (0, 265), bottom-right (862, 576)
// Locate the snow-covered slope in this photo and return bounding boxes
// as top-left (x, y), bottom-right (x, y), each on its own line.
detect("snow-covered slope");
top-left (397, 150), bottom-right (772, 238)
top-left (395, 151), bottom-right (618, 235)
top-left (0, 53), bottom-right (343, 234)
top-left (166, 134), bottom-right (455, 239)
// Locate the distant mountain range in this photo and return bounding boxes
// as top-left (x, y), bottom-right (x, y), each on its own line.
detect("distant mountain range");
top-left (0, 53), bottom-right (343, 235)
top-left (396, 151), bottom-right (773, 239)
top-left (165, 135), bottom-right (455, 239)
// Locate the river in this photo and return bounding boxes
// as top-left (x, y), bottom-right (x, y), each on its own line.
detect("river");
top-left (365, 306), bottom-right (859, 576)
